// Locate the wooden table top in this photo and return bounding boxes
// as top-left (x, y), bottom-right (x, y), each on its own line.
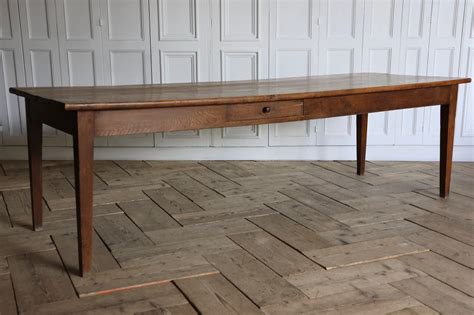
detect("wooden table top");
top-left (10, 73), bottom-right (470, 111)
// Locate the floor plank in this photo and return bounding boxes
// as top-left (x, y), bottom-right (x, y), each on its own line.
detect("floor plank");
top-left (118, 199), bottom-right (180, 232)
top-left (25, 282), bottom-right (192, 315)
top-left (249, 214), bottom-right (333, 252)
top-left (266, 199), bottom-right (347, 232)
top-left (72, 252), bottom-right (218, 297)
top-left (408, 213), bottom-right (474, 246)
top-left (286, 259), bottom-right (426, 299)
top-left (392, 276), bottom-right (474, 314)
top-left (144, 187), bottom-right (204, 215)
top-left (93, 213), bottom-right (154, 250)
top-left (405, 229), bottom-right (474, 269)
top-left (399, 251), bottom-right (474, 297)
top-left (174, 273), bottom-right (263, 315)
top-left (305, 236), bottom-right (428, 269)
top-left (8, 250), bottom-right (77, 313)
top-left (205, 249), bottom-right (307, 307)
top-left (229, 230), bottom-right (322, 276)
top-left (0, 274), bottom-right (16, 315)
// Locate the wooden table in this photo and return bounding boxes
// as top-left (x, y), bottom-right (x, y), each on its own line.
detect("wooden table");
top-left (10, 73), bottom-right (471, 276)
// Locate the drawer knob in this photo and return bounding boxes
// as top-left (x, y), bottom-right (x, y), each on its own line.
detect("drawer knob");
top-left (262, 106), bottom-right (271, 113)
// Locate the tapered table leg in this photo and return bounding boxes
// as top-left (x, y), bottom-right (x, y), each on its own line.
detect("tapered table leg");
top-left (356, 113), bottom-right (368, 175)
top-left (26, 101), bottom-right (43, 231)
top-left (73, 111), bottom-right (95, 276)
top-left (440, 85), bottom-right (458, 198)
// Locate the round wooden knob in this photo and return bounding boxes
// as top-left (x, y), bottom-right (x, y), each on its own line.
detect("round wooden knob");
top-left (262, 106), bottom-right (271, 113)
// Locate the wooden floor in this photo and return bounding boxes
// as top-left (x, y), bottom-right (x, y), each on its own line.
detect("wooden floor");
top-left (0, 160), bottom-right (473, 314)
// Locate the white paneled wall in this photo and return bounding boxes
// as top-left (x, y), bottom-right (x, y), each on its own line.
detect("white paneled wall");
top-left (0, 0), bottom-right (473, 160)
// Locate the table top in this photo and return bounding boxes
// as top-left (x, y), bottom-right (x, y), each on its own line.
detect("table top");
top-left (10, 73), bottom-right (470, 111)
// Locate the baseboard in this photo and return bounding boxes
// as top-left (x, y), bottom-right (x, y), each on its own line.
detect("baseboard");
top-left (0, 145), bottom-right (473, 161)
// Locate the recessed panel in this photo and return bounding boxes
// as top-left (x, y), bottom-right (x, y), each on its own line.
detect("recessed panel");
top-left (276, 0), bottom-right (311, 39)
top-left (222, 125), bottom-right (259, 138)
top-left (0, 49), bottom-right (22, 135)
top-left (161, 51), bottom-right (197, 83)
top-left (274, 121), bottom-right (310, 137)
top-left (163, 130), bottom-right (201, 139)
top-left (326, 49), bottom-right (354, 74)
top-left (30, 50), bottom-right (53, 86)
top-left (107, 0), bottom-right (143, 40)
top-left (436, 0), bottom-right (459, 38)
top-left (63, 0), bottom-right (93, 40)
top-left (369, 112), bottom-right (389, 136)
top-left (370, 0), bottom-right (395, 38)
top-left (276, 50), bottom-right (309, 78)
top-left (159, 0), bottom-right (196, 40)
top-left (461, 49), bottom-right (474, 137)
top-left (221, 0), bottom-right (258, 40)
top-left (327, 0), bottom-right (355, 38)
top-left (433, 48), bottom-right (454, 76)
top-left (369, 49), bottom-right (392, 73)
top-left (404, 48), bottom-right (421, 75)
top-left (324, 116), bottom-right (352, 136)
top-left (401, 108), bottom-right (420, 136)
top-left (222, 52), bottom-right (257, 81)
top-left (0, 0), bottom-right (12, 39)
top-left (68, 51), bottom-right (95, 86)
top-left (25, 0), bottom-right (50, 39)
top-left (406, 0), bottom-right (425, 38)
top-left (110, 51), bottom-right (145, 85)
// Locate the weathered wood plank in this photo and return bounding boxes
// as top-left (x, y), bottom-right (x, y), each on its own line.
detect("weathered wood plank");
top-left (286, 259), bottom-right (426, 299)
top-left (280, 185), bottom-right (355, 215)
top-left (185, 168), bottom-right (241, 192)
top-left (392, 276), bottom-right (474, 315)
top-left (408, 214), bottom-right (474, 246)
top-left (118, 199), bottom-right (180, 232)
top-left (8, 250), bottom-right (77, 312)
top-left (249, 214), bottom-right (333, 252)
top-left (200, 161), bottom-right (254, 179)
top-left (0, 274), bottom-right (16, 315)
top-left (196, 191), bottom-right (289, 211)
top-left (113, 237), bottom-right (239, 268)
top-left (330, 204), bottom-right (427, 227)
top-left (229, 230), bottom-right (322, 276)
top-left (24, 282), bottom-right (193, 315)
top-left (205, 249), bottom-right (307, 307)
top-left (144, 187), bottom-right (204, 215)
top-left (73, 252), bottom-right (218, 297)
top-left (47, 187), bottom-right (149, 210)
top-left (261, 284), bottom-right (409, 315)
top-left (165, 175), bottom-right (223, 202)
top-left (174, 273), bottom-right (264, 315)
top-left (53, 231), bottom-right (120, 275)
top-left (305, 236), bottom-right (428, 269)
top-left (0, 193), bottom-right (11, 230)
top-left (405, 229), bottom-right (474, 268)
top-left (145, 218), bottom-right (260, 245)
top-left (172, 205), bottom-right (274, 225)
top-left (266, 199), bottom-right (347, 232)
top-left (399, 252), bottom-right (474, 297)
top-left (319, 220), bottom-right (425, 245)
top-left (93, 213), bottom-right (153, 250)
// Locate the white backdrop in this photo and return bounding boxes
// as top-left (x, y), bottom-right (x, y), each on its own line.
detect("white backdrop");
top-left (0, 0), bottom-right (473, 160)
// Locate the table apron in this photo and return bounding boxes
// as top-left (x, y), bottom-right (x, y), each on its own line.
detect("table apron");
top-left (304, 86), bottom-right (451, 119)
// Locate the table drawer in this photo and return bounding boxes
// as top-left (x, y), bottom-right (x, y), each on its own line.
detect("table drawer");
top-left (226, 100), bottom-right (303, 122)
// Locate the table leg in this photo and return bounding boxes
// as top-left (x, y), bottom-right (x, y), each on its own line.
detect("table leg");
top-left (356, 113), bottom-right (368, 175)
top-left (440, 85), bottom-right (458, 198)
top-left (26, 101), bottom-right (43, 231)
top-left (73, 111), bottom-right (95, 276)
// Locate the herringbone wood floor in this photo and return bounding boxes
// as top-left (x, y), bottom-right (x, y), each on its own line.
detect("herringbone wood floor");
top-left (0, 160), bottom-right (473, 314)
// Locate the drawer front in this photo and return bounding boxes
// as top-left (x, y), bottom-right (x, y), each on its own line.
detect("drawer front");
top-left (226, 100), bottom-right (303, 122)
